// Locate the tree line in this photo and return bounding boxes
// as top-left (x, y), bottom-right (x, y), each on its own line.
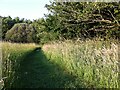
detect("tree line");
top-left (1, 2), bottom-right (120, 44)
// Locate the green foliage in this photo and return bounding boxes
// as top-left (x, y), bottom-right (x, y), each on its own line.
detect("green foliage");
top-left (37, 31), bottom-right (59, 44)
top-left (1, 16), bottom-right (33, 40)
top-left (2, 16), bottom-right (15, 39)
top-left (32, 17), bottom-right (60, 44)
top-left (45, 2), bottom-right (120, 39)
top-left (1, 2), bottom-right (120, 43)
top-left (5, 23), bottom-right (38, 43)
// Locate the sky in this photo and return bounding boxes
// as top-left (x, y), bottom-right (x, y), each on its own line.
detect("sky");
top-left (0, 0), bottom-right (52, 20)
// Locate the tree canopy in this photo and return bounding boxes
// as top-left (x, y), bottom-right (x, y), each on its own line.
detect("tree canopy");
top-left (45, 2), bottom-right (120, 39)
top-left (5, 23), bottom-right (38, 43)
top-left (1, 2), bottom-right (120, 43)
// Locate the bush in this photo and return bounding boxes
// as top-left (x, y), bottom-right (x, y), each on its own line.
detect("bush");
top-left (5, 23), bottom-right (38, 43)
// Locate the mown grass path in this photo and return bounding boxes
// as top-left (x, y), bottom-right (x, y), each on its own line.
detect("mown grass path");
top-left (11, 48), bottom-right (79, 88)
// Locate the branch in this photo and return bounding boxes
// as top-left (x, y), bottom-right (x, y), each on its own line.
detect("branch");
top-left (87, 25), bottom-right (117, 31)
top-left (64, 19), bottom-right (113, 24)
top-left (108, 10), bottom-right (120, 26)
top-left (92, 19), bottom-right (112, 23)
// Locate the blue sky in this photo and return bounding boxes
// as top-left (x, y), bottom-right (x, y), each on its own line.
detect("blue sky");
top-left (0, 0), bottom-right (52, 20)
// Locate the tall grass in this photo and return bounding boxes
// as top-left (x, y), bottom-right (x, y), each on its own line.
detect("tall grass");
top-left (1, 42), bottom-right (36, 88)
top-left (42, 39), bottom-right (119, 88)
top-left (0, 39), bottom-right (119, 88)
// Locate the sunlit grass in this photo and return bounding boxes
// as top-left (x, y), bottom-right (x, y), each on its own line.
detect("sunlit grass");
top-left (1, 39), bottom-right (119, 88)
top-left (1, 42), bottom-right (36, 88)
top-left (42, 39), bottom-right (119, 88)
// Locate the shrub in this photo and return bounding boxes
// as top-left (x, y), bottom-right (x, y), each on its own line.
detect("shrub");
top-left (5, 23), bottom-right (38, 43)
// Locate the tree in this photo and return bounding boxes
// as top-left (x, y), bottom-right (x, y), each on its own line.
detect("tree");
top-left (14, 17), bottom-right (20, 23)
top-left (45, 2), bottom-right (120, 39)
top-left (2, 16), bottom-right (33, 40)
top-left (5, 23), bottom-right (38, 43)
top-left (2, 16), bottom-right (15, 39)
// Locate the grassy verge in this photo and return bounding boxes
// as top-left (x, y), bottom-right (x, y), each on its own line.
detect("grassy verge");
top-left (42, 39), bottom-right (119, 88)
top-left (1, 42), bottom-right (36, 88)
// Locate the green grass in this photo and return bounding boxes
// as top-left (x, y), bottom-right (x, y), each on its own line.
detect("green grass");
top-left (1, 42), bottom-right (36, 88)
top-left (10, 48), bottom-right (82, 88)
top-left (1, 42), bottom-right (82, 88)
top-left (1, 39), bottom-right (119, 88)
top-left (42, 39), bottom-right (119, 88)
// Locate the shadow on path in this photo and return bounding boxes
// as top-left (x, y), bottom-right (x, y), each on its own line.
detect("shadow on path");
top-left (10, 48), bottom-right (82, 88)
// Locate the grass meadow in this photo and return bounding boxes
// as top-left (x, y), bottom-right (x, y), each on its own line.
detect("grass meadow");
top-left (42, 39), bottom-right (119, 88)
top-left (1, 39), bottom-right (119, 88)
top-left (1, 42), bottom-right (36, 88)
